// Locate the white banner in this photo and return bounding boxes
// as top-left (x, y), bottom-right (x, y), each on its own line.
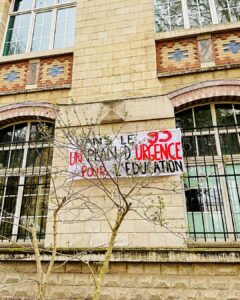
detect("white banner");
top-left (68, 129), bottom-right (184, 179)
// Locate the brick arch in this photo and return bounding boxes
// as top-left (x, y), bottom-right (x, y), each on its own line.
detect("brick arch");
top-left (168, 80), bottom-right (240, 110)
top-left (0, 102), bottom-right (57, 126)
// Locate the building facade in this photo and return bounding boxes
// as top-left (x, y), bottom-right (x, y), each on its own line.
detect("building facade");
top-left (0, 0), bottom-right (240, 299)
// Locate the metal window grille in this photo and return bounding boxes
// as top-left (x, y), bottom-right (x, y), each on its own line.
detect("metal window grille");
top-left (0, 121), bottom-right (54, 242)
top-left (177, 103), bottom-right (240, 242)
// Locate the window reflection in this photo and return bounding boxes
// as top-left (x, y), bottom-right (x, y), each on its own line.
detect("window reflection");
top-left (195, 105), bottom-right (212, 128)
top-left (154, 0), bottom-right (240, 32)
top-left (3, 14), bottom-right (31, 55)
top-left (216, 104), bottom-right (235, 125)
top-left (31, 12), bottom-right (53, 52)
top-left (188, 0), bottom-right (212, 27)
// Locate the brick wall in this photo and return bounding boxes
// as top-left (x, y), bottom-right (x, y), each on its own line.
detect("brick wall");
top-left (213, 30), bottom-right (240, 66)
top-left (156, 29), bottom-right (240, 76)
top-left (156, 38), bottom-right (200, 74)
top-left (38, 54), bottom-right (73, 88)
top-left (0, 61), bottom-right (28, 93)
top-left (0, 54), bottom-right (73, 94)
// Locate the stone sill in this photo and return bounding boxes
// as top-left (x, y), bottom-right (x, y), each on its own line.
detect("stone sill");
top-left (0, 84), bottom-right (71, 96)
top-left (157, 63), bottom-right (240, 78)
top-left (1, 247), bottom-right (240, 263)
top-left (155, 21), bottom-right (240, 41)
top-left (0, 47), bottom-right (74, 64)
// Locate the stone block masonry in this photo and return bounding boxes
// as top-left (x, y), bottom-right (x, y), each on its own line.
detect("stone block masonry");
top-left (0, 259), bottom-right (240, 300)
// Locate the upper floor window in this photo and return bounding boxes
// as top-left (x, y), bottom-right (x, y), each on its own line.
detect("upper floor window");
top-left (154, 0), bottom-right (240, 32)
top-left (3, 0), bottom-right (76, 56)
top-left (0, 121), bottom-right (54, 241)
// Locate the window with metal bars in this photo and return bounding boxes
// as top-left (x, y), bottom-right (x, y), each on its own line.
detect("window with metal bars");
top-left (176, 103), bottom-right (240, 242)
top-left (154, 0), bottom-right (240, 32)
top-left (0, 121), bottom-right (54, 242)
top-left (3, 0), bottom-right (76, 56)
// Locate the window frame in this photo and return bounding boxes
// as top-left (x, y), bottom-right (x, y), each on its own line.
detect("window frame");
top-left (0, 120), bottom-right (54, 242)
top-left (2, 0), bottom-right (76, 56)
top-left (154, 0), bottom-right (239, 32)
top-left (177, 103), bottom-right (240, 242)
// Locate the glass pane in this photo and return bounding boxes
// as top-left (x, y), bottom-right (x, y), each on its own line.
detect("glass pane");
top-left (169, 1), bottom-right (184, 30)
top-left (30, 122), bottom-right (54, 141)
top-left (231, 6), bottom-right (240, 22)
top-left (234, 104), bottom-right (240, 124)
top-left (13, 0), bottom-right (32, 11)
top-left (155, 3), bottom-right (170, 32)
top-left (0, 177), bottom-right (5, 197)
top-left (216, 104), bottom-right (235, 125)
top-left (175, 109), bottom-right (194, 129)
top-left (13, 123), bottom-right (27, 143)
top-left (9, 150), bottom-right (24, 169)
top-left (35, 0), bottom-right (55, 8)
top-left (23, 176), bottom-right (50, 196)
top-left (3, 14), bottom-right (31, 56)
top-left (21, 195), bottom-right (38, 216)
top-left (31, 12), bottom-right (52, 52)
top-left (185, 165), bottom-right (227, 240)
top-left (197, 135), bottom-right (217, 156)
top-left (194, 105), bottom-right (212, 128)
top-left (188, 0), bottom-right (212, 27)
top-left (54, 7), bottom-right (76, 48)
top-left (215, 0), bottom-right (231, 22)
top-left (0, 151), bottom-right (10, 169)
top-left (19, 174), bottom-right (49, 240)
top-left (182, 136), bottom-right (197, 157)
top-left (18, 215), bottom-right (47, 239)
top-left (219, 133), bottom-right (240, 155)
top-left (216, 0), bottom-right (240, 22)
top-left (225, 164), bottom-right (240, 237)
top-left (0, 126), bottom-right (13, 144)
top-left (3, 177), bottom-right (19, 215)
top-left (0, 219), bottom-right (14, 239)
top-left (27, 147), bottom-right (53, 167)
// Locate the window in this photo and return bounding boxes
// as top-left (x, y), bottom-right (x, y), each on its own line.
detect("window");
top-left (3, 0), bottom-right (76, 56)
top-left (0, 121), bottom-right (54, 241)
top-left (154, 0), bottom-right (240, 32)
top-left (176, 103), bottom-right (240, 241)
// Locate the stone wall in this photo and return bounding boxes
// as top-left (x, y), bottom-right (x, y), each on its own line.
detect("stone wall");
top-left (1, 259), bottom-right (240, 300)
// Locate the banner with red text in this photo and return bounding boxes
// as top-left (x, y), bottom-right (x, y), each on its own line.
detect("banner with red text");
top-left (68, 129), bottom-right (184, 179)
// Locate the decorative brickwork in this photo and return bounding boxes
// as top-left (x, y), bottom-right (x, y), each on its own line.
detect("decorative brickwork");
top-left (213, 31), bottom-right (240, 66)
top-left (0, 102), bottom-right (56, 126)
top-left (156, 37), bottom-right (200, 74)
top-left (168, 80), bottom-right (240, 109)
top-left (0, 62), bottom-right (28, 92)
top-left (0, 54), bottom-right (73, 94)
top-left (38, 54), bottom-right (73, 88)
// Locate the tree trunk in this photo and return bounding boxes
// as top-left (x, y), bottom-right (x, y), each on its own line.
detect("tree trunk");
top-left (92, 209), bottom-right (128, 300)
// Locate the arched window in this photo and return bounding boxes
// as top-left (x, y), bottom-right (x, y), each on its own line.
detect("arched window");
top-left (0, 121), bottom-right (54, 241)
top-left (176, 103), bottom-right (240, 241)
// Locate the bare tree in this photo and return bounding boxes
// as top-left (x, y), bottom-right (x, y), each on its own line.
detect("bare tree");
top-left (53, 105), bottom-right (186, 300)
top-left (0, 106), bottom-right (187, 300)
